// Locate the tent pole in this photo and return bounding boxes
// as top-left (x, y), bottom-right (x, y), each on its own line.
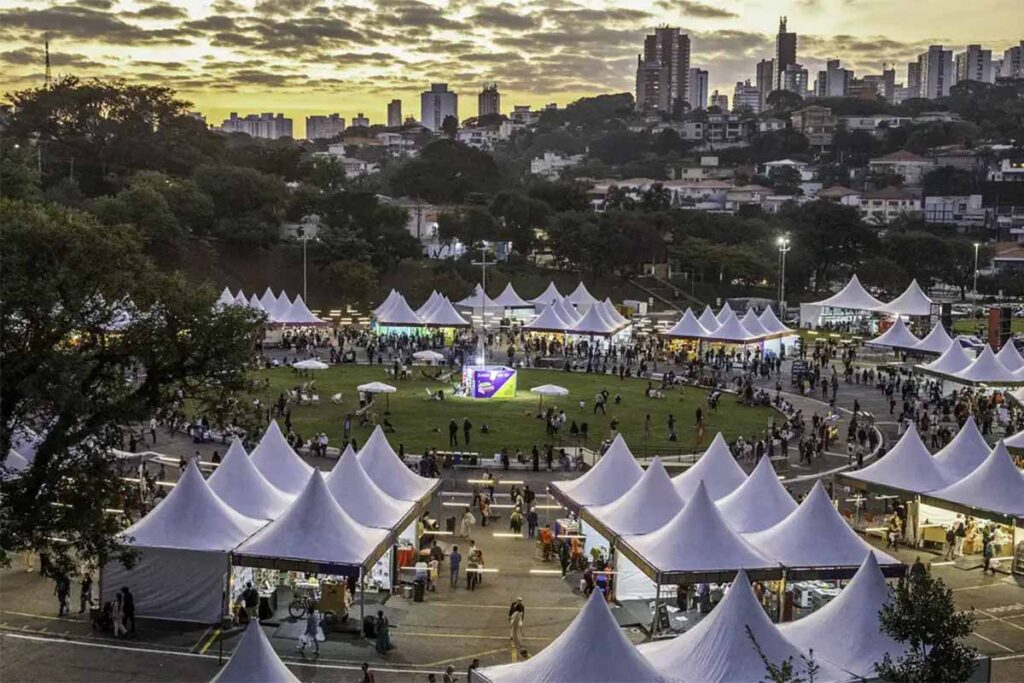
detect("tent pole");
top-left (359, 568), bottom-right (365, 627)
top-left (650, 574), bottom-right (661, 639)
top-left (776, 569), bottom-right (787, 623)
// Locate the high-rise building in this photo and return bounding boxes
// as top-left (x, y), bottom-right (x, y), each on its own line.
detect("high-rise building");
top-left (687, 67), bottom-right (709, 111)
top-left (636, 56), bottom-right (669, 113)
top-left (917, 45), bottom-right (954, 99)
top-left (352, 113), bottom-right (369, 127)
top-left (387, 99), bottom-right (402, 127)
top-left (907, 62), bottom-right (921, 98)
top-left (781, 64), bottom-right (809, 96)
top-left (420, 83), bottom-right (458, 132)
top-left (709, 90), bottom-right (729, 111)
top-left (478, 83), bottom-right (500, 117)
top-left (221, 112), bottom-right (293, 139)
top-left (634, 27), bottom-right (691, 113)
top-left (881, 65), bottom-right (896, 102)
top-left (306, 114), bottom-right (345, 140)
top-left (816, 59), bottom-right (852, 97)
top-left (756, 59), bottom-right (774, 110)
top-left (774, 17), bottom-right (797, 91)
top-left (1002, 42), bottom-right (1024, 78)
top-left (733, 80), bottom-right (761, 113)
top-left (955, 45), bottom-right (994, 84)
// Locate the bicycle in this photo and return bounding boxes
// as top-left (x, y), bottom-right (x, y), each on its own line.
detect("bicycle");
top-left (288, 594), bottom-right (338, 626)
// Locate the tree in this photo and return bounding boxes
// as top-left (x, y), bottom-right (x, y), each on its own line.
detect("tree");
top-left (783, 201), bottom-right (879, 290)
top-left (0, 141), bottom-right (42, 202)
top-left (0, 199), bottom-right (263, 574)
top-left (923, 166), bottom-right (979, 197)
top-left (192, 164), bottom-right (286, 245)
top-left (441, 115), bottom-right (459, 139)
top-left (389, 139), bottom-right (501, 204)
top-left (769, 166), bottom-right (803, 195)
top-left (766, 89), bottom-right (804, 114)
top-left (91, 183), bottom-right (183, 245)
top-left (490, 192), bottom-right (549, 254)
top-left (876, 567), bottom-right (976, 682)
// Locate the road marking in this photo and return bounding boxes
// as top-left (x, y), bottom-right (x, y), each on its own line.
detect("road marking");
top-left (191, 625), bottom-right (214, 653)
top-left (993, 652), bottom-right (1024, 661)
top-left (400, 630), bottom-right (551, 642)
top-left (971, 631), bottom-right (1015, 653)
top-left (422, 646), bottom-right (506, 667)
top-left (198, 628), bottom-right (221, 655)
top-left (977, 609), bottom-right (1024, 633)
top-left (2, 610), bottom-right (81, 623)
top-left (421, 603), bottom-right (580, 611)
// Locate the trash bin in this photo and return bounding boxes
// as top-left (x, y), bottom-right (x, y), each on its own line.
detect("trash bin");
top-left (413, 579), bottom-right (425, 603)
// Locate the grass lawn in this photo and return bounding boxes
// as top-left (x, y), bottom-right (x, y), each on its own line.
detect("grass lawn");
top-left (254, 366), bottom-right (777, 459)
top-left (952, 318), bottom-right (1024, 335)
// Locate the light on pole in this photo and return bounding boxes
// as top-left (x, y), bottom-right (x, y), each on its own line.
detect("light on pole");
top-left (973, 242), bottom-right (980, 320)
top-left (777, 235), bottom-right (791, 310)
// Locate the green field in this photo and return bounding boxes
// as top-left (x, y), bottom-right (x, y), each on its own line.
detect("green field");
top-left (255, 365), bottom-right (777, 458)
top-left (952, 319), bottom-right (1024, 335)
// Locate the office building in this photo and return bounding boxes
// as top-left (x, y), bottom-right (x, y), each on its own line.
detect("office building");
top-left (781, 64), bottom-right (809, 96)
top-left (956, 45), bottom-right (994, 83)
top-left (420, 83), bottom-right (458, 132)
top-left (387, 99), bottom-right (402, 127)
top-left (917, 46), bottom-right (954, 99)
top-left (352, 113), bottom-right (369, 127)
top-left (306, 114), bottom-right (345, 140)
top-left (1002, 42), bottom-right (1024, 79)
top-left (478, 83), bottom-right (500, 117)
top-left (635, 27), bottom-right (691, 113)
top-left (687, 68), bottom-right (708, 111)
top-left (791, 105), bottom-right (834, 147)
top-left (733, 80), bottom-right (761, 113)
top-left (774, 17), bottom-right (797, 91)
top-left (756, 59), bottom-right (774, 110)
top-left (907, 62), bottom-right (921, 98)
top-left (636, 57), bottom-right (669, 113)
top-left (709, 90), bottom-right (729, 111)
top-left (221, 112), bottom-right (293, 139)
top-left (816, 59), bottom-right (852, 97)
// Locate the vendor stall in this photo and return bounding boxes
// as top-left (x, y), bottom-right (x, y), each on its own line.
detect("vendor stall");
top-left (207, 438), bottom-right (293, 520)
top-left (211, 619), bottom-right (300, 683)
top-left (249, 420), bottom-right (314, 496)
top-left (716, 456), bottom-right (798, 533)
top-left (548, 434), bottom-right (644, 513)
top-left (671, 433), bottom-right (747, 501)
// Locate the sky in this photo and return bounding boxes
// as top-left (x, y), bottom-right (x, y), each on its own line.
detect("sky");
top-left (1, 0), bottom-right (1021, 137)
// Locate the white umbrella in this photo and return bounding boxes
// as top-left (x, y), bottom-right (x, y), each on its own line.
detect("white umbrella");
top-left (530, 384), bottom-right (568, 411)
top-left (412, 350), bottom-right (445, 363)
top-left (358, 381), bottom-right (397, 411)
top-left (292, 359), bottom-right (329, 370)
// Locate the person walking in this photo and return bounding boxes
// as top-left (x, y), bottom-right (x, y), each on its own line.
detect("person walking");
top-left (460, 507), bottom-right (476, 538)
top-left (526, 507), bottom-right (538, 539)
top-left (944, 526), bottom-right (957, 561)
top-left (121, 586), bottom-right (135, 634)
top-left (449, 545), bottom-right (461, 589)
top-left (463, 418), bottom-right (472, 447)
top-left (374, 610), bottom-right (391, 655)
top-left (54, 574), bottom-right (70, 617)
top-left (983, 537), bottom-right (995, 575)
top-left (360, 662), bottom-right (376, 683)
top-left (954, 517), bottom-right (966, 557)
top-left (79, 573), bottom-right (93, 614)
top-left (510, 607), bottom-right (526, 661)
top-left (112, 594), bottom-right (127, 638)
top-left (299, 609), bottom-right (322, 655)
top-left (241, 581), bottom-right (259, 622)
top-left (448, 419), bottom-right (458, 448)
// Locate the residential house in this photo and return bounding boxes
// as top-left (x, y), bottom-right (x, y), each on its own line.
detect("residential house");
top-left (817, 185), bottom-right (862, 206)
top-left (530, 151), bottom-right (584, 179)
top-left (923, 195), bottom-right (988, 228)
top-left (868, 150), bottom-right (935, 186)
top-left (859, 187), bottom-right (921, 223)
top-left (725, 185), bottom-right (773, 212)
top-left (790, 105), bottom-right (835, 147)
top-left (761, 159), bottom-right (814, 182)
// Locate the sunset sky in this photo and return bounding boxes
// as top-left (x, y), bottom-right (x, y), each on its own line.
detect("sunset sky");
top-left (1, 0), bottom-right (1021, 136)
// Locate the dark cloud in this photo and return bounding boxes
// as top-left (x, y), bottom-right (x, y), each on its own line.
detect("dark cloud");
top-left (0, 5), bottom-right (194, 44)
top-left (469, 5), bottom-right (539, 31)
top-left (676, 1), bottom-right (738, 19)
top-left (366, 0), bottom-right (466, 31)
top-left (254, 0), bottom-right (320, 15)
top-left (125, 3), bottom-right (190, 20)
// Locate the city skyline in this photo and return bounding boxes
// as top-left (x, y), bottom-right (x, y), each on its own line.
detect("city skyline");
top-left (0, 0), bottom-right (1021, 137)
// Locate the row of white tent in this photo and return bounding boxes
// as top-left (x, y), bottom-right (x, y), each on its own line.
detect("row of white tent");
top-left (217, 287), bottom-right (325, 326)
top-left (917, 339), bottom-right (1024, 386)
top-left (457, 280), bottom-right (605, 310)
top-left (524, 298), bottom-right (630, 336)
top-left (372, 290), bottom-right (471, 327)
top-left (842, 418), bottom-right (1024, 521)
top-left (664, 304), bottom-right (794, 343)
top-left (811, 275), bottom-right (934, 317)
top-left (103, 424), bottom-right (437, 622)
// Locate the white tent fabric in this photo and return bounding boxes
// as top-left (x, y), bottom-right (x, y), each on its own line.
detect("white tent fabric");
top-left (933, 417), bottom-right (991, 480)
top-left (249, 421), bottom-right (314, 496)
top-left (412, 349), bottom-right (445, 362)
top-left (570, 305), bottom-right (621, 336)
top-left (705, 311), bottom-right (763, 343)
top-left (758, 307), bottom-right (793, 335)
top-left (551, 434), bottom-right (643, 509)
top-left (746, 481), bottom-right (899, 570)
top-left (475, 591), bottom-right (679, 683)
top-left (928, 441), bottom-right (1024, 519)
top-left (883, 279), bottom-right (934, 317)
top-left (357, 381), bottom-right (396, 394)
top-left (120, 462), bottom-right (263, 551)
top-left (952, 345), bottom-right (1017, 384)
top-left (530, 384), bottom-right (568, 397)
top-left (555, 298), bottom-right (581, 323)
top-left (566, 282), bottom-right (601, 306)
top-left (373, 289), bottom-right (400, 316)
top-left (585, 459), bottom-right (685, 537)
top-left (524, 305), bottom-right (571, 332)
top-left (780, 553), bottom-right (905, 679)
top-left (866, 317), bottom-right (921, 349)
top-left (292, 359), bottom-right (328, 370)
top-left (357, 426), bottom-right (437, 502)
top-left (622, 482), bottom-right (777, 578)
top-left (234, 471), bottom-right (389, 571)
top-left (697, 306), bottom-right (719, 331)
top-left (672, 433), bottom-right (747, 501)
top-left (529, 281), bottom-right (564, 305)
top-left (1007, 429), bottom-right (1024, 450)
top-left (3, 449), bottom-right (30, 479)
top-left (374, 294), bottom-right (423, 326)
top-left (492, 283), bottom-right (531, 308)
top-left (207, 439), bottom-right (293, 520)
top-left (275, 295), bottom-right (324, 325)
top-left (455, 285), bottom-right (497, 312)
top-left (274, 291), bottom-right (292, 320)
top-left (591, 303), bottom-right (621, 330)
top-left (217, 287), bottom-right (236, 306)
top-left (210, 620), bottom-right (300, 683)
top-left (844, 424), bottom-right (954, 493)
top-left (247, 294), bottom-right (266, 313)
top-left (639, 570), bottom-right (846, 683)
top-left (919, 340), bottom-right (973, 376)
top-left (325, 446), bottom-right (412, 529)
top-left (811, 274), bottom-right (886, 312)
top-left (716, 455), bottom-right (798, 532)
top-left (740, 309), bottom-right (772, 338)
top-left (664, 309), bottom-right (710, 338)
top-left (421, 297), bottom-right (470, 327)
top-left (996, 342), bottom-right (1024, 372)
top-left (258, 287), bottom-right (278, 313)
top-left (911, 323), bottom-right (954, 355)
top-left (602, 298), bottom-right (629, 325)
top-left (415, 291), bottom-right (443, 318)
top-left (233, 291), bottom-right (248, 306)
top-left (715, 301), bottom-right (733, 324)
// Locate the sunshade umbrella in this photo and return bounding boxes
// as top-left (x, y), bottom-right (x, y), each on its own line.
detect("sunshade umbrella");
top-left (530, 384), bottom-right (568, 411)
top-left (357, 381), bottom-right (397, 411)
top-left (292, 359), bottom-right (329, 370)
top-left (412, 350), bottom-right (445, 363)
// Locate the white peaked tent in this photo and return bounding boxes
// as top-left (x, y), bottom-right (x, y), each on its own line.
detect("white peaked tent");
top-left (570, 305), bottom-right (621, 336)
top-left (811, 274), bottom-right (886, 312)
top-left (415, 291), bottom-right (443, 318)
top-left (274, 291), bottom-right (292, 318)
top-left (639, 571), bottom-right (846, 683)
top-left (933, 416), bottom-right (991, 479)
top-left (217, 287), bottom-right (236, 306)
top-left (249, 421), bottom-right (314, 496)
top-left (524, 304), bottom-right (572, 332)
top-left (357, 426), bottom-right (438, 502)
top-left (374, 294), bottom-right (423, 326)
top-left (210, 620), bottom-right (300, 683)
top-left (705, 311), bottom-right (763, 344)
top-left (207, 439), bottom-right (293, 520)
top-left (672, 433), bottom-right (747, 501)
top-left (473, 591), bottom-right (680, 683)
top-left (620, 482), bottom-right (778, 582)
top-left (373, 289), bottom-right (400, 316)
top-left (952, 345), bottom-right (1018, 385)
top-left (746, 481), bottom-right (900, 573)
top-left (665, 308), bottom-right (710, 339)
top-left (912, 322), bottom-right (954, 355)
top-left (602, 298), bottom-right (629, 326)
top-left (867, 317), bottom-right (921, 349)
top-left (566, 282), bottom-right (601, 306)
top-left (715, 301), bottom-right (733, 324)
top-left (996, 342), bottom-right (1024, 372)
top-left (1006, 428), bottom-right (1024, 450)
top-left (926, 441), bottom-right (1024, 521)
top-left (529, 281), bottom-right (564, 306)
top-left (844, 424), bottom-right (953, 494)
top-left (549, 434), bottom-right (644, 512)
top-left (492, 283), bottom-right (531, 308)
top-left (758, 306), bottom-right (793, 335)
top-left (918, 340), bottom-right (973, 376)
top-left (233, 290), bottom-right (248, 306)
top-left (717, 456), bottom-right (798, 533)
top-left (234, 472), bottom-right (391, 575)
top-left (247, 294), bottom-right (265, 313)
top-left (555, 298), bottom-right (581, 323)
top-left (258, 287), bottom-right (278, 313)
top-left (103, 462), bottom-right (264, 622)
top-left (883, 279), bottom-right (933, 317)
top-left (325, 446), bottom-right (412, 529)
top-left (276, 295), bottom-right (325, 325)
top-left (591, 302), bottom-right (621, 330)
top-left (421, 297), bottom-right (470, 327)
top-left (455, 284), bottom-right (497, 312)
top-left (583, 459), bottom-right (685, 538)
top-left (697, 305), bottom-right (719, 331)
top-left (740, 308), bottom-right (772, 338)
top-left (781, 553), bottom-right (905, 679)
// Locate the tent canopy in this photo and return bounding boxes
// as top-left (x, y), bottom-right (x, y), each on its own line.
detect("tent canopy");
top-left (672, 433), bottom-right (747, 501)
top-left (996, 342), bottom-right (1024, 372)
top-left (811, 274), bottom-right (886, 312)
top-left (918, 340), bottom-right (973, 376)
top-left (740, 309), bottom-right (772, 338)
top-left (927, 441), bottom-right (1024, 521)
top-left (664, 309), bottom-right (710, 339)
top-left (882, 278), bottom-right (933, 317)
top-left (566, 282), bottom-right (601, 306)
top-left (211, 620), bottom-right (300, 683)
top-left (697, 306), bottom-right (719, 331)
top-left (716, 455), bottom-right (798, 533)
top-left (602, 299), bottom-right (628, 326)
top-left (207, 439), bottom-right (293, 520)
top-left (570, 305), bottom-right (621, 336)
top-left (933, 416), bottom-right (991, 480)
top-left (583, 458), bottom-right (685, 539)
top-left (715, 301), bottom-right (734, 324)
top-left (422, 297), bottom-right (471, 327)
top-left (415, 291), bottom-right (443, 318)
top-left (523, 305), bottom-right (571, 332)
top-left (758, 307), bottom-right (793, 336)
top-left (912, 323), bottom-right (954, 355)
top-left (704, 311), bottom-right (763, 344)
top-left (491, 283), bottom-right (530, 308)
top-left (357, 426), bottom-right (438, 502)
top-left (249, 421), bottom-right (314, 496)
top-left (275, 295), bottom-right (325, 326)
top-left (374, 294), bottom-right (424, 327)
top-left (550, 434), bottom-right (643, 511)
top-left (953, 345), bottom-right (1019, 385)
top-left (843, 424), bottom-right (954, 494)
top-left (325, 446), bottom-right (413, 529)
top-left (529, 281), bottom-right (564, 305)
top-left (866, 317), bottom-right (921, 349)
top-left (373, 289), bottom-right (400, 316)
top-left (554, 298), bottom-right (581, 323)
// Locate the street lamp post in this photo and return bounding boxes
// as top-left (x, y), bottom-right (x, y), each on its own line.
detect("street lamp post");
top-left (973, 242), bottom-right (980, 321)
top-left (777, 236), bottom-right (791, 310)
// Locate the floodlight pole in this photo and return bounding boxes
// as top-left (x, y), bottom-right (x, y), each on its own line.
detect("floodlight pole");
top-left (777, 236), bottom-right (791, 311)
top-left (472, 243), bottom-right (494, 362)
top-left (972, 242), bottom-right (980, 323)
